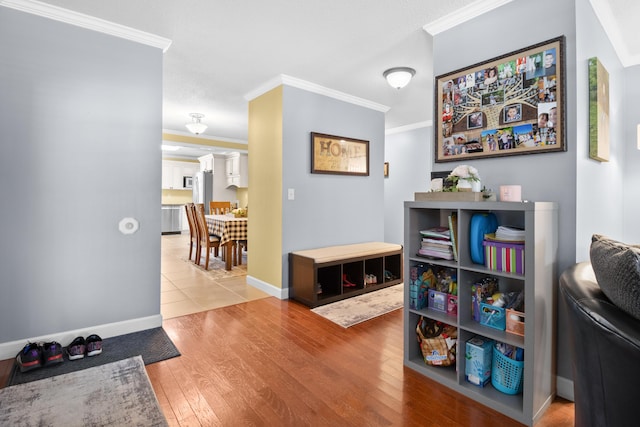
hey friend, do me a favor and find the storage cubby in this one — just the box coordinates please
[290,242,403,307]
[403,201,557,426]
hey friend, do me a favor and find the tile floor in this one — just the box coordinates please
[160,233,269,319]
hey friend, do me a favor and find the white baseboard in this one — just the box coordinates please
[556,375,574,401]
[246,275,288,299]
[0,314,162,360]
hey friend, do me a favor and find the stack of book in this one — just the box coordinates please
[419,226,454,260]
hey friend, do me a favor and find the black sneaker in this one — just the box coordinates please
[16,343,42,372]
[67,336,86,361]
[86,334,103,357]
[42,341,64,366]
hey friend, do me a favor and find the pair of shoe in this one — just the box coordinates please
[67,334,103,360]
[16,341,64,373]
[365,274,378,285]
[343,274,357,288]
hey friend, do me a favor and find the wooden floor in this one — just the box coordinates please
[0,297,574,426]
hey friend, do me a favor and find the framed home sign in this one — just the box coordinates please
[311,132,369,176]
[435,36,565,162]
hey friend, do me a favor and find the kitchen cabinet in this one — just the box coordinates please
[161,205,182,234]
[403,200,557,426]
[162,160,197,190]
[225,152,248,187]
[198,154,215,172]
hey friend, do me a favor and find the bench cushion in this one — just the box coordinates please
[291,242,402,264]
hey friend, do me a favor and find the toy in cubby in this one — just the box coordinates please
[410,263,436,309]
[410,263,457,312]
[472,277,525,332]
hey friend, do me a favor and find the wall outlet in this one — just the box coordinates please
[287,188,295,200]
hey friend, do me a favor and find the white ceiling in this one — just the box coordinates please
[26,0,640,159]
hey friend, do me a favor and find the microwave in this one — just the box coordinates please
[183,176,193,189]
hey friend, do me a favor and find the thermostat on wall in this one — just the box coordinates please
[119,217,139,235]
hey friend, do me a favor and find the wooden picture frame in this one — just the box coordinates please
[310,132,369,176]
[588,57,610,162]
[435,36,566,162]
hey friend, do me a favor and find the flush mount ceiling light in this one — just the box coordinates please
[185,113,207,135]
[161,144,180,151]
[383,67,416,89]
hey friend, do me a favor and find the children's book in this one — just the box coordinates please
[448,213,458,261]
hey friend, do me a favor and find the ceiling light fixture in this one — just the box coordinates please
[383,67,416,89]
[185,113,207,135]
[161,144,180,151]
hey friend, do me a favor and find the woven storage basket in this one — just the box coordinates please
[416,317,457,367]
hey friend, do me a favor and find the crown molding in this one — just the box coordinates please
[162,130,248,146]
[589,0,638,67]
[423,0,513,35]
[244,74,390,113]
[0,0,172,52]
[385,120,432,136]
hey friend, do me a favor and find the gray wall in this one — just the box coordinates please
[0,9,162,344]
[281,86,386,286]
[384,126,432,245]
[622,66,640,240]
[431,0,578,391]
[575,0,625,262]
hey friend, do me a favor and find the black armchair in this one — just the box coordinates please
[559,262,640,427]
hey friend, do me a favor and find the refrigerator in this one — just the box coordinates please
[193,171,214,208]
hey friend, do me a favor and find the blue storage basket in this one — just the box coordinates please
[491,346,524,395]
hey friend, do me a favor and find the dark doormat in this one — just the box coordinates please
[7,327,180,386]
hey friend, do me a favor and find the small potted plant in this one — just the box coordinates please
[447,165,481,192]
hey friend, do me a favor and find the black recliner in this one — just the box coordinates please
[559,262,640,427]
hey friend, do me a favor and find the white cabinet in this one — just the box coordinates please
[198,154,215,172]
[403,201,557,426]
[225,152,248,188]
[162,160,198,190]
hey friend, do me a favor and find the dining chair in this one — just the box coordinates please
[209,201,232,215]
[235,240,247,266]
[194,203,220,270]
[184,203,198,262]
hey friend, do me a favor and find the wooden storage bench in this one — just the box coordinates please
[289,242,403,308]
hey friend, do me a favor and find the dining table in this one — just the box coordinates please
[205,214,248,270]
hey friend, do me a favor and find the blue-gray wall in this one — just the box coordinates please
[281,86,386,287]
[622,65,640,240]
[384,126,431,245]
[431,0,577,392]
[0,8,162,349]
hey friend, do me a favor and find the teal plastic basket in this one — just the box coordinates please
[491,346,524,395]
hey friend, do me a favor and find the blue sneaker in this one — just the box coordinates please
[42,341,64,366]
[16,343,42,372]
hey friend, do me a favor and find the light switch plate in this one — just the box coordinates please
[287,188,295,200]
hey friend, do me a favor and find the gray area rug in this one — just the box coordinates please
[0,355,168,426]
[311,284,404,328]
[8,327,180,386]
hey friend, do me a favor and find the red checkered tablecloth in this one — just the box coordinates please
[205,215,248,246]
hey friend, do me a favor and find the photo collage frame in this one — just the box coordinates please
[435,36,565,162]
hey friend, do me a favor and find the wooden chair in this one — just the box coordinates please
[184,203,198,261]
[209,201,232,215]
[194,203,220,270]
[235,240,247,266]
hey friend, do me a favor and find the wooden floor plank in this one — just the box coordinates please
[0,296,574,426]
